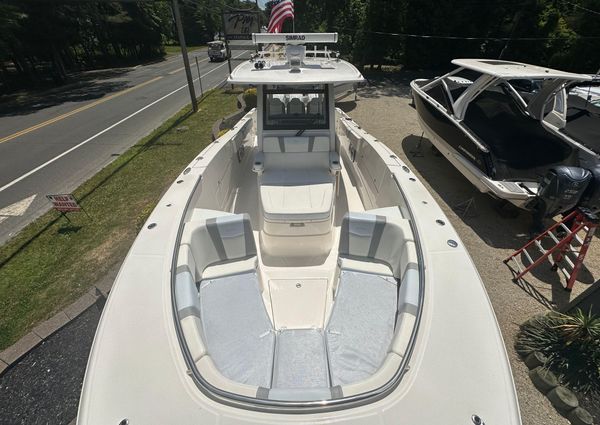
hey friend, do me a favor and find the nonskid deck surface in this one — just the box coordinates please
[173,128,421,401]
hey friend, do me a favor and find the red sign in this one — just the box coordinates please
[46,194,81,212]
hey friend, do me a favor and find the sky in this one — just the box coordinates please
[242,0,268,10]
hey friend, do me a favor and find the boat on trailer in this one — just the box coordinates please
[78,34,521,424]
[411,59,600,216]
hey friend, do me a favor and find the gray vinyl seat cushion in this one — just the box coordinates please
[339,211,413,278]
[175,270,201,320]
[326,270,398,386]
[199,271,275,388]
[288,97,306,114]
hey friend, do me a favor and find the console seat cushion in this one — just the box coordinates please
[199,271,275,388]
[260,169,334,222]
[326,270,397,386]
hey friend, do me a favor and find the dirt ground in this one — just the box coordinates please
[344,72,600,425]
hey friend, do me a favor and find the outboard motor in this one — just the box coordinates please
[578,162,600,214]
[531,166,592,233]
[536,166,592,217]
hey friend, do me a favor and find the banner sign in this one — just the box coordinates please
[223,11,259,41]
[46,194,82,212]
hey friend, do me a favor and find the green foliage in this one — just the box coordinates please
[1,0,599,92]
[243,88,257,110]
[0,0,253,93]
[0,1,173,91]
[289,0,599,72]
[163,45,205,56]
[217,128,230,138]
[516,310,600,394]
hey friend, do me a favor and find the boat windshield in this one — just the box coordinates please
[263,84,328,130]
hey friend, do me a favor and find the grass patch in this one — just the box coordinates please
[0,89,239,350]
[163,44,206,56]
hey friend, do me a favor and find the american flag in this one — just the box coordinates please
[267,0,294,33]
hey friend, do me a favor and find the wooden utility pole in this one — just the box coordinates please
[172,0,198,112]
[221,12,233,76]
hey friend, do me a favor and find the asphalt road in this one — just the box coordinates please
[0,46,251,245]
[0,303,102,425]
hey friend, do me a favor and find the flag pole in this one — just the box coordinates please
[292,0,295,32]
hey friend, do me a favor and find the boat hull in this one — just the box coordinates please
[77,109,522,425]
[411,81,536,209]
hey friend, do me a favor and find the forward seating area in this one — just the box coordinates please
[174,209,420,401]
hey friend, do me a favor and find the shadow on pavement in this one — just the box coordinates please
[337,100,357,113]
[400,133,532,250]
[0,68,131,118]
[507,255,573,311]
[360,70,439,100]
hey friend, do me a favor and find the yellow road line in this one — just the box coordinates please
[0,75,163,144]
[167,66,185,75]
[167,55,209,74]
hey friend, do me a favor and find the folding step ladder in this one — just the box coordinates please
[504,208,599,292]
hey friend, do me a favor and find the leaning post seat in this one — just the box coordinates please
[175,213,275,392]
[255,135,340,258]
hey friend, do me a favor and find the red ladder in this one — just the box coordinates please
[504,209,599,292]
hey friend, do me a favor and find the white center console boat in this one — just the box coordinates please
[77,34,522,425]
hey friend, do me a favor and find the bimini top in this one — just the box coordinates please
[228,33,365,85]
[452,59,593,81]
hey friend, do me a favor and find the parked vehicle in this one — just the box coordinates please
[208,40,229,62]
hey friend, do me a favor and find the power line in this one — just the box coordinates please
[334,27,600,41]
[571,2,600,16]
